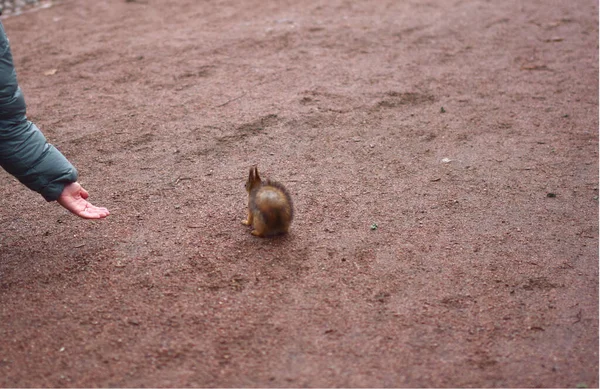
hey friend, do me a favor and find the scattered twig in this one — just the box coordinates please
[215,92,247,108]
[521,64,550,71]
[174,176,192,185]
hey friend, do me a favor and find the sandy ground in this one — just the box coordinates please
[0,0,598,387]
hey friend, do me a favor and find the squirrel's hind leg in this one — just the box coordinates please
[251,229,265,237]
[241,209,253,226]
[250,214,268,237]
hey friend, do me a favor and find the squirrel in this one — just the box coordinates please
[242,166,293,237]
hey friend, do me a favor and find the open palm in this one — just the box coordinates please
[57,182,110,219]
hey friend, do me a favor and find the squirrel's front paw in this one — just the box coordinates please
[241,219,250,226]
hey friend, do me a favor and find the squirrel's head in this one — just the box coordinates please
[245,165,262,193]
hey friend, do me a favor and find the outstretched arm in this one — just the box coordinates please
[0,22,77,201]
[0,22,109,219]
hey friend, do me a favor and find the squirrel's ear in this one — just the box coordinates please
[254,166,260,181]
[248,167,254,181]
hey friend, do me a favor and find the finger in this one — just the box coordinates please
[87,204,110,218]
[80,209,109,219]
[79,186,90,200]
[93,208,110,217]
[75,202,110,219]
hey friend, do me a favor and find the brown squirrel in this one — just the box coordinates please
[242,166,293,237]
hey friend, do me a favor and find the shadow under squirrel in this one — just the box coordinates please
[242,166,293,237]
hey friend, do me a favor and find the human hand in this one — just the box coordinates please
[57,182,110,219]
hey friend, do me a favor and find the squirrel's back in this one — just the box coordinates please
[250,180,293,236]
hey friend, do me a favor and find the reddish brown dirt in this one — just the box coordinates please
[0,0,598,387]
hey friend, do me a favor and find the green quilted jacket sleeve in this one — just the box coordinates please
[0,22,77,201]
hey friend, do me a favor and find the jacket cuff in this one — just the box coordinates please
[40,167,78,201]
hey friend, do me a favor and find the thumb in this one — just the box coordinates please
[79,186,90,199]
